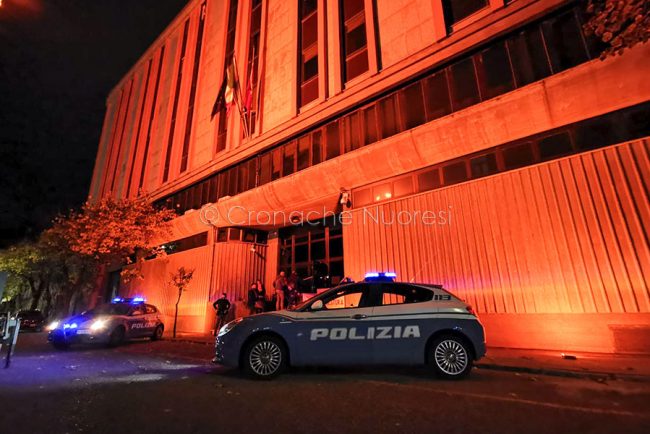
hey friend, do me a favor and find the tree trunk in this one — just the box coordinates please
[173,290,182,338]
[29,278,45,311]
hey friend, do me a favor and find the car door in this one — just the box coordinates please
[369,283,435,364]
[126,305,147,337]
[291,283,374,365]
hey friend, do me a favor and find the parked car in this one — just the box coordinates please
[47,297,164,349]
[214,272,485,379]
[18,310,46,332]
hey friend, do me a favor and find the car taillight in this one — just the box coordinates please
[466,305,476,316]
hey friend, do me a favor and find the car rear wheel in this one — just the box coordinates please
[108,326,125,347]
[428,335,473,379]
[243,336,286,380]
[151,325,164,341]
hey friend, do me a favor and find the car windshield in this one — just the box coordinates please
[288,283,354,311]
[88,304,131,316]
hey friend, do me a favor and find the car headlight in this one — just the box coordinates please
[46,321,59,331]
[90,319,108,331]
[218,317,244,337]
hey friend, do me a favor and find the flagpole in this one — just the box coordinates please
[231,54,250,139]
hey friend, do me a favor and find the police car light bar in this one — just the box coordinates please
[364,272,397,281]
[112,297,123,303]
[131,297,145,303]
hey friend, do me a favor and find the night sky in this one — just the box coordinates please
[0,0,189,247]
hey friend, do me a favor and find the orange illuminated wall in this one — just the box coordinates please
[344,139,650,353]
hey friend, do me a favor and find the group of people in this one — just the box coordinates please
[212,271,307,335]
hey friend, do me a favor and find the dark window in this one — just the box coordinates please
[330,236,344,258]
[363,105,379,145]
[448,57,480,111]
[216,0,239,152]
[245,0,263,134]
[312,130,323,165]
[163,19,190,182]
[127,59,153,197]
[217,229,228,242]
[573,118,621,151]
[181,2,207,173]
[502,142,535,170]
[442,0,488,28]
[297,135,310,171]
[340,0,369,83]
[619,104,650,139]
[325,121,341,160]
[475,42,515,100]
[242,229,256,243]
[442,161,469,185]
[378,95,400,138]
[343,112,362,152]
[283,141,297,176]
[138,46,166,192]
[542,10,589,73]
[423,70,452,121]
[538,132,573,160]
[295,243,309,263]
[229,228,241,241]
[398,82,427,130]
[162,232,208,255]
[259,153,271,185]
[470,153,498,178]
[271,147,282,180]
[299,0,319,107]
[380,283,433,305]
[507,27,551,87]
[311,240,326,260]
[418,168,441,191]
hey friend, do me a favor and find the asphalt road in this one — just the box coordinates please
[1,333,648,434]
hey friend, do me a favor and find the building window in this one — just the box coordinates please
[181,3,207,173]
[163,19,190,183]
[423,70,452,122]
[507,27,551,87]
[216,0,239,152]
[340,0,369,84]
[542,9,589,74]
[126,59,153,197]
[448,57,480,111]
[398,82,427,130]
[502,142,535,170]
[442,0,488,28]
[325,121,341,160]
[475,41,515,100]
[299,0,319,107]
[245,0,263,134]
[138,46,166,193]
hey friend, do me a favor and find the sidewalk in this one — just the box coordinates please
[476,347,650,381]
[167,332,650,381]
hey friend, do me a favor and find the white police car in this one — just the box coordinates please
[47,297,164,349]
[215,273,486,379]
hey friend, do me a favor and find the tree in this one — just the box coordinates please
[47,197,176,280]
[584,0,650,59]
[170,267,194,338]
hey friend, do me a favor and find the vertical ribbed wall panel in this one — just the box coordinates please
[213,243,267,303]
[125,245,213,333]
[343,139,650,314]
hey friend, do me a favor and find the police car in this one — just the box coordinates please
[47,297,164,349]
[215,273,486,379]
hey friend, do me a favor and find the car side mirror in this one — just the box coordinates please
[311,300,324,311]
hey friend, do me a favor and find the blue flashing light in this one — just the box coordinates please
[364,272,380,278]
[131,297,145,304]
[363,271,397,282]
[112,297,123,303]
[384,272,397,278]
[63,323,78,329]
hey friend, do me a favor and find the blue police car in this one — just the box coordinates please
[47,297,164,349]
[214,273,486,379]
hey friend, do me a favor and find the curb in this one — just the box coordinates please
[475,362,650,383]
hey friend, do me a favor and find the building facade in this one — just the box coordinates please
[89,0,650,353]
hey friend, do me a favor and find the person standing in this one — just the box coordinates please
[212,293,231,336]
[247,282,258,315]
[254,280,266,313]
[274,271,287,311]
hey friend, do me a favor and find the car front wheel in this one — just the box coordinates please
[242,336,286,380]
[428,335,473,379]
[108,326,125,347]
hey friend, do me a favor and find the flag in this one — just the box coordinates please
[210,62,237,119]
[243,50,255,114]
